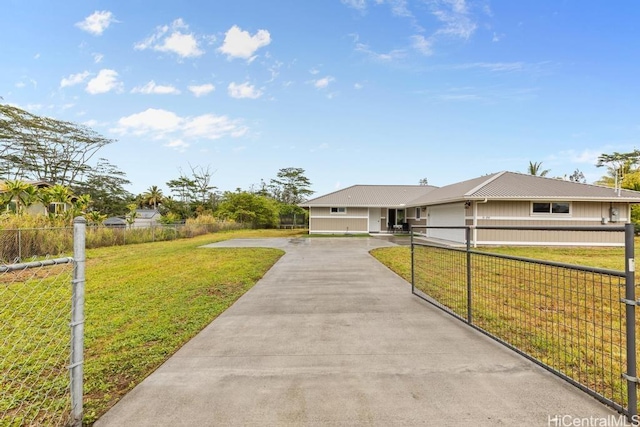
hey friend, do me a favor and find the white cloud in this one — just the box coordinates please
[60,71,91,88]
[354,83,363,90]
[560,149,602,164]
[411,35,433,56]
[131,81,180,95]
[341,0,366,10]
[135,19,204,58]
[112,108,248,145]
[314,76,334,89]
[183,114,248,139]
[93,53,104,63]
[113,108,183,136]
[34,53,40,59]
[83,119,99,127]
[76,11,117,36]
[188,83,215,97]
[165,139,190,152]
[355,42,405,62]
[228,82,263,99]
[86,69,122,94]
[15,82,26,88]
[218,25,271,60]
[431,0,477,40]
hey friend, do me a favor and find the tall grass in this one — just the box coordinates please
[0,214,245,262]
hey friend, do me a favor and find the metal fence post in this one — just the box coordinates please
[18,229,22,261]
[410,228,415,294]
[624,223,637,420]
[466,226,472,324]
[70,217,86,426]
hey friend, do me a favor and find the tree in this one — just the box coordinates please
[527,161,550,177]
[142,185,164,210]
[568,169,586,183]
[0,104,115,186]
[189,164,217,205]
[269,167,314,205]
[418,178,429,185]
[215,191,279,228]
[125,203,138,228]
[596,150,640,193]
[72,158,133,216]
[1,180,33,214]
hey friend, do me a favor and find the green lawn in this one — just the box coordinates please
[1,228,305,426]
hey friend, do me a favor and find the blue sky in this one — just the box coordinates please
[2,1,639,198]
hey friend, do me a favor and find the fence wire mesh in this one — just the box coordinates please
[412,240,630,415]
[0,258,74,427]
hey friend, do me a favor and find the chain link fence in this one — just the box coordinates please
[0,221,242,263]
[410,224,637,422]
[1,218,85,427]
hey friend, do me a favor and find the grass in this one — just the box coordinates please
[371,241,638,412]
[1,228,305,426]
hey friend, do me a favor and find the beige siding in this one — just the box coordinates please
[310,207,368,217]
[309,206,368,233]
[469,200,629,246]
[309,217,368,234]
[474,201,630,223]
[475,229,623,246]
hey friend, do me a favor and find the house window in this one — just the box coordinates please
[48,203,67,215]
[532,202,570,214]
[330,207,346,214]
[415,208,421,220]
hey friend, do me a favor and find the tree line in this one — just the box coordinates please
[0,104,313,228]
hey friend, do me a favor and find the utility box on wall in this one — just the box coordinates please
[610,207,620,223]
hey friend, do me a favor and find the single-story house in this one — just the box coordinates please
[301,171,640,246]
[0,180,68,216]
[300,184,437,234]
[133,209,161,228]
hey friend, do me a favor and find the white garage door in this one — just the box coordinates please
[427,203,466,243]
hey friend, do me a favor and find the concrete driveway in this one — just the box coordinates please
[95,237,619,426]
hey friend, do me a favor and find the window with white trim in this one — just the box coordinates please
[531,202,570,214]
[330,207,346,214]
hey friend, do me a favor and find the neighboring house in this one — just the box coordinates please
[103,217,127,228]
[301,171,640,246]
[0,180,60,216]
[133,209,161,228]
[300,185,436,234]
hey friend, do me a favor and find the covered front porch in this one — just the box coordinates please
[368,206,425,234]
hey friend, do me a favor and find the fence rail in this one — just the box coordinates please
[410,224,637,421]
[1,217,86,426]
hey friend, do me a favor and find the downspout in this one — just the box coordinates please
[473,198,488,248]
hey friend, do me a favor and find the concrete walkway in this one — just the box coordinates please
[95,237,619,427]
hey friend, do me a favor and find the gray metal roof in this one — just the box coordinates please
[407,171,640,206]
[302,172,640,209]
[300,185,437,208]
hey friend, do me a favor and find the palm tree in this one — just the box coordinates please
[142,186,164,210]
[2,180,33,214]
[46,184,74,216]
[527,161,550,177]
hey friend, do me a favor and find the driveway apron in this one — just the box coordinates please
[95,237,618,426]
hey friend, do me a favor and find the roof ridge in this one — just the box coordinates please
[464,171,505,197]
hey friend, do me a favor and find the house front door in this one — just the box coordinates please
[368,208,381,233]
